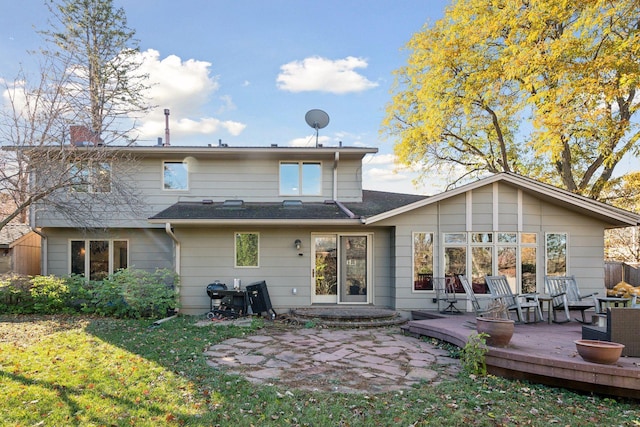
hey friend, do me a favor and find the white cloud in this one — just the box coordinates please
[276,56,378,94]
[134,49,246,142]
[137,116,245,140]
[288,135,331,147]
[361,153,444,195]
[216,95,236,114]
[363,153,401,166]
[139,49,219,114]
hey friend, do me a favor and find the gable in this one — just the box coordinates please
[365,173,640,228]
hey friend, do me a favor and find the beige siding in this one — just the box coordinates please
[36,155,365,228]
[43,228,173,277]
[471,187,493,231]
[386,182,610,313]
[539,200,606,289]
[176,226,391,315]
[438,194,466,232]
[496,182,519,229]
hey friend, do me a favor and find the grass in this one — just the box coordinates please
[0,315,638,426]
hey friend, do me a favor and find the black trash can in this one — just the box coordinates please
[246,280,276,319]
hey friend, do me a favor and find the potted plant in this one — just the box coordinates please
[574,339,625,364]
[475,299,515,347]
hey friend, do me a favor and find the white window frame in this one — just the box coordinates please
[279,161,322,196]
[412,232,435,293]
[68,239,129,279]
[545,232,569,277]
[234,232,260,268]
[436,232,541,294]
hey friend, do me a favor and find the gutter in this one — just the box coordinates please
[149,218,362,226]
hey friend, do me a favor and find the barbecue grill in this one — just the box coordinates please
[206,281,249,319]
[206,281,227,310]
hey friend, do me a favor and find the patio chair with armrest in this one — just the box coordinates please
[459,275,492,317]
[544,275,598,324]
[485,275,543,323]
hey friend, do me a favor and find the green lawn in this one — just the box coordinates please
[0,315,637,426]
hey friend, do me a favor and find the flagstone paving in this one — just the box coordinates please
[204,327,460,394]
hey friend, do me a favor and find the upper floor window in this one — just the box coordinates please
[70,161,111,193]
[279,161,321,196]
[163,161,188,190]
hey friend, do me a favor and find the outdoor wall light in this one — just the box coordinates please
[294,239,302,250]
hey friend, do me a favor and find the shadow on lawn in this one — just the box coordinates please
[0,315,254,426]
[0,369,175,426]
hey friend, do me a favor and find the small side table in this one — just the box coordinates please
[596,296,630,314]
[537,295,554,324]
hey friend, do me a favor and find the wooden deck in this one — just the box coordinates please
[404,311,640,399]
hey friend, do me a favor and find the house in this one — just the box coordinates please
[0,224,41,275]
[33,144,640,316]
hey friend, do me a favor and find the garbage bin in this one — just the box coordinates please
[246,280,276,319]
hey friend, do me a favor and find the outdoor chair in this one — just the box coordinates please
[459,275,492,317]
[434,277,461,314]
[485,275,543,323]
[544,275,598,324]
[582,307,640,357]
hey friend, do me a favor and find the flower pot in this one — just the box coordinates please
[574,339,625,364]
[476,317,515,347]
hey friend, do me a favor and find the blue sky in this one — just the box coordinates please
[0,0,453,195]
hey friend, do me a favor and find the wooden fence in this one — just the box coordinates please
[604,262,640,288]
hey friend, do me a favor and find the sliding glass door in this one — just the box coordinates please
[312,234,370,304]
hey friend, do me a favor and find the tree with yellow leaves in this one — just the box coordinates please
[384,0,640,198]
[602,172,640,262]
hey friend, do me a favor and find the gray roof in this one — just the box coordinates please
[149,190,428,223]
[0,224,33,248]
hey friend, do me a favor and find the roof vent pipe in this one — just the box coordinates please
[164,109,170,146]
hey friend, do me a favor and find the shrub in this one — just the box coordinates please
[64,274,98,313]
[0,274,34,313]
[30,275,70,314]
[92,268,179,318]
[460,332,488,376]
[0,268,179,318]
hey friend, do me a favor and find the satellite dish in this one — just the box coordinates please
[305,109,330,147]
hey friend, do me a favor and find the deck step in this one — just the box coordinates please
[288,307,406,328]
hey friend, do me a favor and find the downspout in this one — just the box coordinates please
[333,151,339,201]
[165,223,181,313]
[333,151,366,223]
[165,223,181,275]
[335,200,358,219]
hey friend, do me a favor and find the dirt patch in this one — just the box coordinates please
[0,315,90,346]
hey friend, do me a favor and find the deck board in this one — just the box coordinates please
[405,312,640,399]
